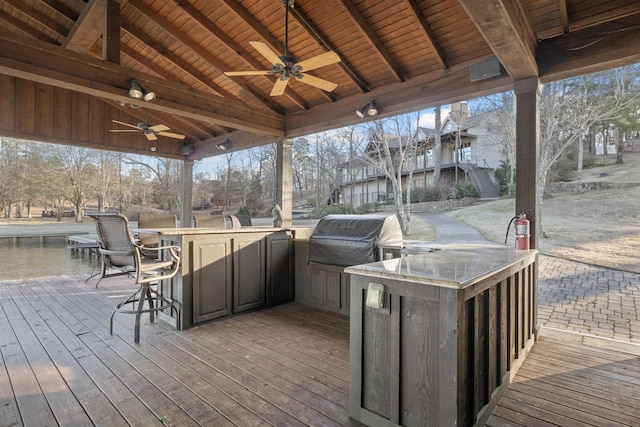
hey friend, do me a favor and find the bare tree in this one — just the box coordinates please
[361,112,422,234]
[432,106,443,187]
[479,92,517,196]
[45,145,97,222]
[124,156,182,212]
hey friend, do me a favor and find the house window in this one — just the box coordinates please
[426,148,433,166]
[456,143,471,162]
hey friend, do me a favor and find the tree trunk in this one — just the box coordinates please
[432,106,442,186]
[577,137,584,193]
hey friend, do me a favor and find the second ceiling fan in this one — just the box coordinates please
[110,109,185,141]
[225,0,341,96]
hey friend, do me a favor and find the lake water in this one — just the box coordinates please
[0,241,101,281]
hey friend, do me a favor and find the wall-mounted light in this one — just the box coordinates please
[216,139,230,150]
[129,79,156,102]
[356,100,378,118]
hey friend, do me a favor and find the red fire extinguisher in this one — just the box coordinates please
[514,213,530,250]
[504,211,531,250]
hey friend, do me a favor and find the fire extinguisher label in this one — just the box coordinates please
[516,225,529,234]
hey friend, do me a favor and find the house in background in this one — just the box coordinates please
[335,103,510,208]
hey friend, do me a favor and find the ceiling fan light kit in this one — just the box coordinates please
[224,0,340,96]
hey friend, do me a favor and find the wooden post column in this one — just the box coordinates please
[514,78,541,250]
[181,159,194,227]
[275,138,293,227]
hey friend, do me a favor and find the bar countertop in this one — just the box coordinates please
[136,226,312,236]
[345,245,537,289]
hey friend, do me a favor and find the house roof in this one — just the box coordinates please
[0,0,639,159]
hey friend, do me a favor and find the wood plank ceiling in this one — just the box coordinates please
[0,0,639,159]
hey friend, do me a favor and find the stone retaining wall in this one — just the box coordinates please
[378,198,477,213]
[547,181,640,193]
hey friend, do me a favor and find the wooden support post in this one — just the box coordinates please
[181,159,194,227]
[276,138,293,227]
[514,78,541,250]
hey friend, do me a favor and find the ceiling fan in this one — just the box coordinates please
[224,0,341,96]
[109,110,185,141]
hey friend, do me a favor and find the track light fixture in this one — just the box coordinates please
[355,100,378,118]
[216,139,230,151]
[128,80,156,102]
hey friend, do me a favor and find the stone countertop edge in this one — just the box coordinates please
[345,246,537,290]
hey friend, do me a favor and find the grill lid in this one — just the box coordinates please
[309,214,402,266]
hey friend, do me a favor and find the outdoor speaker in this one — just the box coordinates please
[181,144,195,156]
[469,57,502,82]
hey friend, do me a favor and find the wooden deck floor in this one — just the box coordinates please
[486,335,640,426]
[1,274,640,426]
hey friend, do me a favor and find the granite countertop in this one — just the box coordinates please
[345,246,537,289]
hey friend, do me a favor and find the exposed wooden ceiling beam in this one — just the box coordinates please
[126,0,282,114]
[284,64,514,138]
[189,131,276,160]
[289,5,370,92]
[0,31,285,136]
[216,0,284,56]
[558,0,569,33]
[568,4,640,32]
[4,0,69,36]
[401,0,449,69]
[458,0,538,80]
[337,0,405,82]
[537,19,640,82]
[103,0,120,63]
[62,0,104,53]
[0,9,59,44]
[120,21,232,100]
[36,0,79,22]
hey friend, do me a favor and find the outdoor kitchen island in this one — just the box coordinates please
[146,226,312,330]
[346,246,538,427]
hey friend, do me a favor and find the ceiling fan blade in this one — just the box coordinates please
[109,129,139,133]
[149,124,170,132]
[145,132,158,141]
[270,78,289,96]
[112,120,141,130]
[296,73,338,92]
[296,51,341,72]
[225,70,271,76]
[157,131,186,140]
[249,41,284,66]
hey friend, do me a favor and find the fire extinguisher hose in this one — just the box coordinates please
[504,210,531,245]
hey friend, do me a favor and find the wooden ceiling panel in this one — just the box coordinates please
[0,0,637,158]
[524,0,565,39]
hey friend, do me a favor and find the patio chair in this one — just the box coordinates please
[90,213,181,343]
[225,214,242,228]
[137,213,177,258]
[193,214,226,228]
